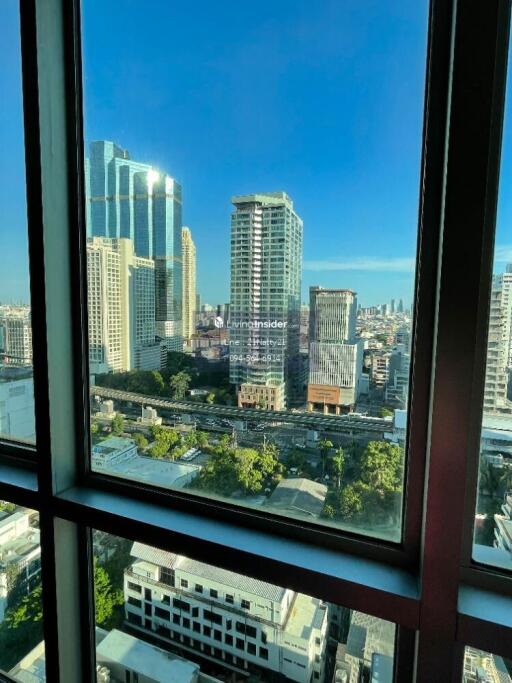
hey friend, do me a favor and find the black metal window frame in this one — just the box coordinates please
[0,0,511,681]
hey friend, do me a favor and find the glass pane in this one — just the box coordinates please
[0,1,35,445]
[473,43,512,570]
[463,646,512,682]
[82,1,429,541]
[92,529,395,682]
[0,501,45,681]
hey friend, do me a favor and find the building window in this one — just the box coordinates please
[181,579,188,589]
[183,617,190,629]
[173,614,180,625]
[127,582,142,593]
[248,642,256,655]
[193,622,200,633]
[195,584,203,594]
[259,648,269,660]
[236,638,245,651]
[225,634,233,646]
[203,626,211,637]
[225,594,234,604]
[210,588,218,599]
[241,599,250,610]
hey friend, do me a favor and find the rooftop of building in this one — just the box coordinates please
[231,191,293,209]
[482,414,512,432]
[92,436,137,455]
[309,286,357,295]
[93,450,201,489]
[266,478,327,518]
[284,593,327,640]
[130,542,287,602]
[97,629,200,683]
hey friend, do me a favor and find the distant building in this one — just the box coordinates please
[182,227,197,341]
[229,192,303,411]
[463,646,512,682]
[483,266,512,415]
[0,508,41,620]
[334,611,395,683]
[307,288,363,414]
[86,140,183,351]
[1,311,32,365]
[87,237,162,374]
[124,543,328,683]
[266,478,328,518]
[92,436,200,488]
[0,367,35,441]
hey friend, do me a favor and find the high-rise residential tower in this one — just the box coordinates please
[307,288,363,414]
[229,192,303,411]
[1,311,32,366]
[181,227,196,341]
[87,238,160,375]
[86,141,183,351]
[483,265,512,415]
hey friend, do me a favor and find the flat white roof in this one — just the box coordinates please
[97,629,199,682]
[96,454,200,488]
[284,593,326,640]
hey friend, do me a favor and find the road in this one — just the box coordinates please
[91,385,392,437]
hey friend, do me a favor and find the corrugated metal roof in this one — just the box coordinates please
[131,542,287,602]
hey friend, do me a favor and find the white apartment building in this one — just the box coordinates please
[0,310,32,366]
[0,508,41,620]
[483,266,512,415]
[124,543,328,683]
[182,227,197,341]
[229,192,303,411]
[87,237,161,374]
[0,368,35,441]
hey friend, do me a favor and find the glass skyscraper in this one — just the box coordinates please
[85,141,183,351]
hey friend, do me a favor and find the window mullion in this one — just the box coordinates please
[416,0,511,679]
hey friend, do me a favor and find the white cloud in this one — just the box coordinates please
[494,244,512,262]
[303,257,415,272]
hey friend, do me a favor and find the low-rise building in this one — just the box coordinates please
[0,508,41,620]
[266,478,328,519]
[92,437,200,488]
[124,543,328,683]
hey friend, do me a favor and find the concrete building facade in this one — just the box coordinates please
[229,192,303,410]
[307,288,362,414]
[182,227,197,342]
[87,237,161,374]
[124,543,327,683]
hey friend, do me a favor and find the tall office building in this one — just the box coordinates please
[483,265,512,415]
[1,312,32,366]
[390,298,396,314]
[87,238,161,375]
[181,227,196,341]
[307,288,363,414]
[229,192,303,411]
[86,141,183,351]
[397,298,404,314]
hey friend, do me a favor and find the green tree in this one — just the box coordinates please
[318,438,333,477]
[132,432,148,450]
[358,441,404,521]
[169,371,191,399]
[206,392,215,404]
[378,406,394,418]
[196,431,209,449]
[94,561,123,628]
[0,501,16,514]
[90,421,99,435]
[0,583,44,671]
[111,413,124,436]
[148,440,170,458]
[330,447,345,490]
[478,459,503,498]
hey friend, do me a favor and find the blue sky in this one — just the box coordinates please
[4,0,511,308]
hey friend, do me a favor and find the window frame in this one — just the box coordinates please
[0,0,511,681]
